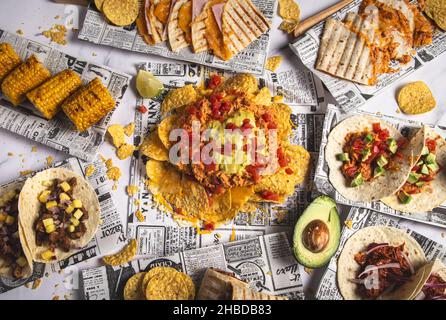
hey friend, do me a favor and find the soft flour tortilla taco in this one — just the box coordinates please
[337,226,426,300]
[0,182,33,280]
[382,126,446,213]
[325,115,422,202]
[18,168,100,263]
[383,259,446,300]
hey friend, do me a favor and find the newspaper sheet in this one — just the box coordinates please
[0,157,126,294]
[314,104,446,228]
[289,0,446,113]
[78,0,277,75]
[80,232,304,300]
[0,29,131,161]
[315,206,446,300]
[125,58,326,258]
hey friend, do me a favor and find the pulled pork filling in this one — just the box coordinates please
[397,138,441,204]
[353,243,413,299]
[0,191,28,279]
[34,178,88,259]
[338,123,405,187]
[420,274,446,300]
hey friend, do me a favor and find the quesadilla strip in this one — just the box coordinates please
[191,0,211,53]
[148,0,173,44]
[168,0,192,52]
[136,0,156,45]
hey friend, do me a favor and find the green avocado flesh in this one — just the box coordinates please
[293,195,341,268]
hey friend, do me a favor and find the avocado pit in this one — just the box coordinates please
[302,219,330,253]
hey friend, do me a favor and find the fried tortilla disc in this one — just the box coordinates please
[95,0,106,12]
[254,144,311,200]
[102,0,139,27]
[124,272,146,300]
[144,267,191,300]
[177,272,196,299]
[140,130,170,161]
[142,267,166,293]
[265,56,283,72]
[397,81,436,114]
[279,20,298,34]
[158,114,180,149]
[102,239,137,266]
[249,87,272,106]
[161,85,198,115]
[278,0,301,21]
[215,74,259,94]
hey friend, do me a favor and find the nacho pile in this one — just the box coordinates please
[142,73,310,230]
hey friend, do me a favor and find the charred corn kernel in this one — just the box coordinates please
[67,225,75,233]
[5,215,15,225]
[1,55,51,106]
[42,218,54,227]
[45,224,56,234]
[73,199,82,208]
[0,43,21,82]
[16,256,28,268]
[65,204,75,214]
[59,192,70,202]
[0,212,6,222]
[73,209,83,220]
[39,190,51,203]
[70,217,80,227]
[41,180,53,187]
[46,201,58,209]
[62,78,116,132]
[41,250,54,261]
[26,69,82,119]
[60,181,71,192]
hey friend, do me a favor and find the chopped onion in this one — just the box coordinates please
[400,251,414,274]
[431,295,446,300]
[366,243,389,255]
[414,291,426,300]
[358,263,401,278]
[349,278,365,284]
[423,282,446,289]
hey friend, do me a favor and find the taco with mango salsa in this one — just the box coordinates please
[325,115,423,203]
[18,168,101,263]
[382,126,446,213]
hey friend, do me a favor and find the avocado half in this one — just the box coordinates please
[293,195,341,268]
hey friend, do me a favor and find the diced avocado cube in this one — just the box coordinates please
[387,138,398,154]
[46,201,58,209]
[60,181,71,192]
[72,199,82,209]
[73,209,84,220]
[67,225,75,233]
[364,134,373,143]
[351,173,363,187]
[41,250,54,261]
[407,173,421,184]
[427,162,440,172]
[421,164,429,175]
[398,191,413,204]
[42,218,54,227]
[59,193,70,203]
[373,166,386,178]
[5,215,15,226]
[421,146,429,156]
[65,204,75,214]
[336,153,350,162]
[16,256,28,268]
[376,155,388,168]
[425,153,436,164]
[361,149,371,162]
[415,181,425,188]
[38,190,51,203]
[45,224,56,234]
[70,217,80,227]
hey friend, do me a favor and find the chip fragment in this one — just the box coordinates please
[103,239,137,266]
[161,85,198,115]
[117,143,136,160]
[124,272,146,300]
[278,0,301,21]
[102,0,139,27]
[397,81,436,115]
[265,56,283,72]
[107,124,126,148]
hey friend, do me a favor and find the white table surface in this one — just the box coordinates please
[0,0,445,300]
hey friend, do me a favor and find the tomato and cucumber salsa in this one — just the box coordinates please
[397,138,441,204]
[336,123,406,187]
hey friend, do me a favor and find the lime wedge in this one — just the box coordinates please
[136,70,164,99]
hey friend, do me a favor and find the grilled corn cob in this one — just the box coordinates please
[26,69,82,119]
[62,77,116,131]
[0,43,21,82]
[1,55,51,106]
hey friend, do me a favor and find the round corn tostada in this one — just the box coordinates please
[18,168,101,263]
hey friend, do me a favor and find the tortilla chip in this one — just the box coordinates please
[124,272,146,300]
[215,73,258,94]
[424,0,446,30]
[107,124,126,148]
[265,56,283,72]
[145,267,192,300]
[102,0,139,27]
[279,20,298,34]
[278,0,300,21]
[140,130,170,161]
[161,85,197,115]
[250,87,272,106]
[397,81,436,115]
[117,143,136,160]
[103,239,137,266]
[265,103,292,141]
[158,114,180,149]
